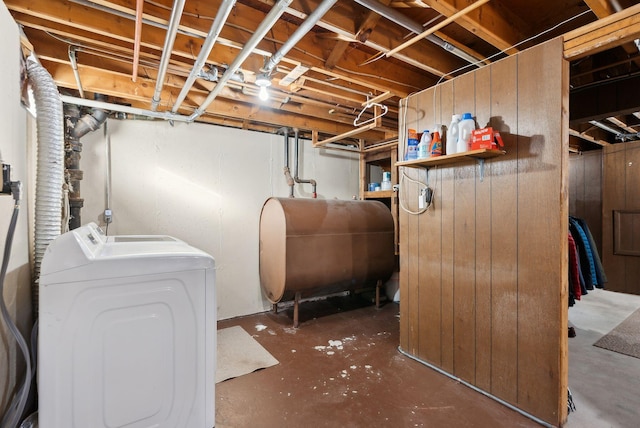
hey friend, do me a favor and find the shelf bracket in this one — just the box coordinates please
[477,158,485,182]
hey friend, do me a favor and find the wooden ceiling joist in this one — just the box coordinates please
[563,2,640,59]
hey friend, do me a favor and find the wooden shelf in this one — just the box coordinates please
[395,149,506,168]
[364,190,393,199]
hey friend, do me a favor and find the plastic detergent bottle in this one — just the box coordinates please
[446,114,461,155]
[430,131,442,156]
[406,129,419,160]
[456,113,475,154]
[417,130,431,159]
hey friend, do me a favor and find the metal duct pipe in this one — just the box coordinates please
[171,0,237,113]
[292,128,317,198]
[189,0,293,121]
[68,46,85,98]
[589,120,623,138]
[151,0,187,111]
[263,0,337,74]
[352,0,481,65]
[70,93,109,139]
[60,94,192,122]
[65,94,109,230]
[26,57,65,314]
[277,127,295,197]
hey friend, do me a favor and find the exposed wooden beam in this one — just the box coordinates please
[326,0,392,69]
[420,0,525,52]
[583,0,618,19]
[607,116,637,133]
[41,59,388,140]
[386,0,491,57]
[563,2,640,59]
[568,128,610,146]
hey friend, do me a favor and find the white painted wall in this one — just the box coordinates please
[0,1,32,417]
[81,120,360,319]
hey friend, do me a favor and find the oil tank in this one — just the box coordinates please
[259,197,394,304]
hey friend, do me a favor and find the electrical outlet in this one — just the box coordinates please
[419,187,433,210]
[2,164,11,194]
[104,209,113,224]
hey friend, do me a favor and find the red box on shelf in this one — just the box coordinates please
[471,127,504,150]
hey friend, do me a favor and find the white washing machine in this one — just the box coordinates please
[38,223,216,428]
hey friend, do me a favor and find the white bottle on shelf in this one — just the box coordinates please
[417,130,431,159]
[456,113,475,154]
[446,114,461,155]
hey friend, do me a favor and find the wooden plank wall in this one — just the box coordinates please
[398,38,568,426]
[602,140,640,294]
[569,151,603,252]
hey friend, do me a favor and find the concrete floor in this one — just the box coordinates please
[565,289,640,428]
[216,296,538,428]
[216,290,640,427]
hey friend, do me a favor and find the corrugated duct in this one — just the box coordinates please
[26,58,65,313]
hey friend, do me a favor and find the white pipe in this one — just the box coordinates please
[151,0,187,111]
[26,57,65,314]
[263,0,337,73]
[189,0,294,121]
[68,46,85,98]
[61,95,192,122]
[171,0,237,113]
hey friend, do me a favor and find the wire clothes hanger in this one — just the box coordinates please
[353,96,388,127]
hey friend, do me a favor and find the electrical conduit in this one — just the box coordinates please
[293,128,317,198]
[277,127,295,197]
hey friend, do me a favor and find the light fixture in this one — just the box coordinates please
[255,72,271,101]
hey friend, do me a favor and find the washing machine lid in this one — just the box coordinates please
[40,223,215,283]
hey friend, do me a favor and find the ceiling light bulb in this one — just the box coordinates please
[258,85,269,101]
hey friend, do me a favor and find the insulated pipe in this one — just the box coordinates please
[352,0,481,65]
[171,0,237,113]
[189,0,293,121]
[68,46,85,98]
[263,0,338,74]
[293,128,317,198]
[151,0,186,111]
[277,127,295,197]
[26,57,65,314]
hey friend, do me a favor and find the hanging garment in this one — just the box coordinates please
[574,217,607,288]
[568,233,581,303]
[569,218,597,289]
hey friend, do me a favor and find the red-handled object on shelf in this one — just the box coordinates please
[471,127,505,150]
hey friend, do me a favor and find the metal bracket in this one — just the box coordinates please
[477,158,485,182]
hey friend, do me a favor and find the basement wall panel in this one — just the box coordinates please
[603,140,640,294]
[398,38,568,426]
[80,120,359,320]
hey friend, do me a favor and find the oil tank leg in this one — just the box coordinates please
[293,292,301,328]
[272,303,278,314]
[375,279,382,309]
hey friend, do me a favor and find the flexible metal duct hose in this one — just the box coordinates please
[26,58,64,314]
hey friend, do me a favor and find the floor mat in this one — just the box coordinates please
[217,325,279,383]
[593,307,640,359]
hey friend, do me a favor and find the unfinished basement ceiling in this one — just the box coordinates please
[6,0,640,149]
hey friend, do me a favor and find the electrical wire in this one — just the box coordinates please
[0,182,32,428]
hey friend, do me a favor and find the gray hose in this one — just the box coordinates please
[0,194,31,428]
